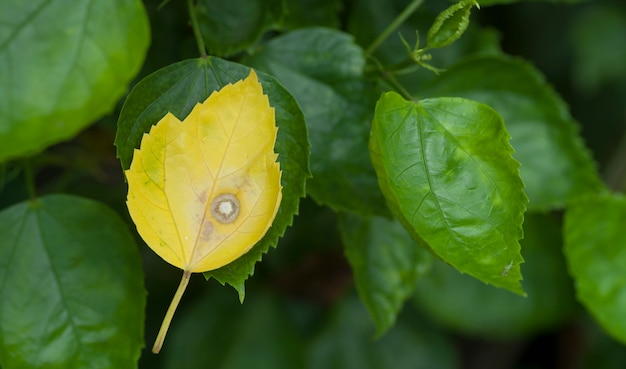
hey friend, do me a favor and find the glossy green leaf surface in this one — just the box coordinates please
[116,57,309,299]
[0,0,149,162]
[426,0,478,49]
[414,213,575,338]
[162,292,304,368]
[339,213,433,335]
[564,193,626,344]
[0,195,145,369]
[422,55,602,210]
[370,94,527,294]
[195,0,284,56]
[244,27,388,216]
[309,296,458,369]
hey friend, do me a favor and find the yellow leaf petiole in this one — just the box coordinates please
[152,270,192,354]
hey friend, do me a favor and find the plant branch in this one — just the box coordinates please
[366,0,425,56]
[186,0,207,57]
[152,270,192,354]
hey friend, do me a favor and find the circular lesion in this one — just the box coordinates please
[210,193,240,224]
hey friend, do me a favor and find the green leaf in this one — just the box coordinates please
[282,0,342,29]
[570,5,626,92]
[426,0,478,49]
[115,57,309,299]
[162,291,305,368]
[339,213,433,335]
[195,0,285,56]
[244,27,389,216]
[564,193,626,345]
[309,295,458,369]
[0,0,149,163]
[0,195,145,369]
[414,213,576,339]
[369,94,527,294]
[421,55,603,210]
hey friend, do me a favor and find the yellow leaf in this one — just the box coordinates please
[125,69,282,353]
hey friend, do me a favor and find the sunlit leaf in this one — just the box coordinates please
[125,70,283,353]
[422,55,603,210]
[369,94,527,294]
[126,70,281,273]
[115,57,309,298]
[0,0,149,162]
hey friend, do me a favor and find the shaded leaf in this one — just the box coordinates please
[0,195,145,369]
[244,27,389,216]
[282,0,342,29]
[126,70,281,273]
[309,295,458,369]
[369,94,527,294]
[0,0,149,162]
[422,55,603,210]
[116,57,309,298]
[195,0,285,56]
[564,193,626,345]
[339,213,433,335]
[162,291,305,368]
[414,213,575,339]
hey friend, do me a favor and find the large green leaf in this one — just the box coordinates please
[564,193,626,344]
[0,195,145,369]
[414,213,575,339]
[370,94,527,294]
[309,295,458,369]
[0,0,149,162]
[244,27,388,216]
[421,55,603,210]
[162,291,305,368]
[339,213,432,335]
[195,0,284,56]
[115,57,310,299]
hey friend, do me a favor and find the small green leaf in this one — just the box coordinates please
[426,0,479,49]
[309,295,458,369]
[414,213,576,339]
[244,27,389,216]
[370,94,527,294]
[115,57,309,299]
[339,213,433,335]
[195,0,285,56]
[564,193,626,345]
[422,55,603,210]
[0,195,145,369]
[162,292,305,368]
[0,0,149,162]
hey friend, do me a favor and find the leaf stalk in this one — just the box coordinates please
[186,0,207,57]
[152,270,192,354]
[366,0,425,56]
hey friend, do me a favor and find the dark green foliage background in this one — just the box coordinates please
[1,0,626,368]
